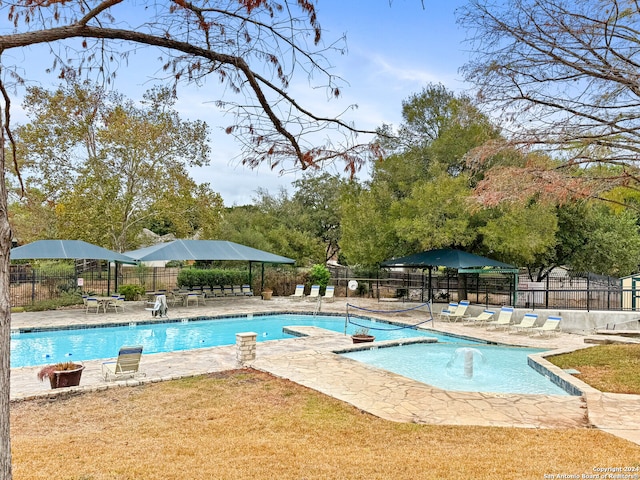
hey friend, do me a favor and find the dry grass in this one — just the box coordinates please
[10,369,640,480]
[549,344,640,394]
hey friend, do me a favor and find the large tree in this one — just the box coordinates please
[341,85,500,266]
[0,1,377,477]
[13,82,223,250]
[459,0,640,210]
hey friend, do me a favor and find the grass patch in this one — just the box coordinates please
[548,344,640,394]
[10,369,640,480]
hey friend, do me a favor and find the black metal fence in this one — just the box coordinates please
[330,269,630,312]
[9,263,637,312]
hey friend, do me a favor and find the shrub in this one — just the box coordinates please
[22,293,84,312]
[309,264,331,292]
[177,268,249,288]
[118,284,147,301]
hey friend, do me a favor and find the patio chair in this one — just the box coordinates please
[509,313,539,334]
[241,284,254,296]
[105,295,125,313]
[85,297,103,314]
[463,309,495,326]
[322,285,335,302]
[145,294,168,317]
[529,316,562,337]
[438,302,458,321]
[485,306,515,330]
[307,285,321,300]
[290,284,305,299]
[101,345,146,381]
[185,292,201,306]
[166,291,181,306]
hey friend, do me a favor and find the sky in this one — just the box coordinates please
[4,0,471,206]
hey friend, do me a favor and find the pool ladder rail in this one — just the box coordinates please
[313,296,322,316]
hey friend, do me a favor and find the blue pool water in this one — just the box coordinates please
[342,343,568,395]
[11,314,463,368]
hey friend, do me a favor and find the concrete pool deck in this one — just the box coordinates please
[9,296,640,446]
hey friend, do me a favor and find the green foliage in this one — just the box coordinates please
[118,284,147,301]
[568,207,640,277]
[13,81,223,250]
[215,188,326,266]
[177,268,249,288]
[391,172,475,250]
[308,264,330,290]
[133,264,151,287]
[22,293,83,312]
[480,203,558,267]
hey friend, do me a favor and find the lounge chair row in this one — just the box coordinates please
[464,307,561,337]
[438,302,561,337]
[179,284,253,298]
[290,284,335,302]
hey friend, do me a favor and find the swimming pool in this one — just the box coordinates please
[10,314,467,368]
[342,343,569,395]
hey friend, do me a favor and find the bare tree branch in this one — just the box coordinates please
[459,0,640,208]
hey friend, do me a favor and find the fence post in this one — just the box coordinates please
[31,268,36,304]
[545,275,549,309]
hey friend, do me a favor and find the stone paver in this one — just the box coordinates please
[9,297,640,445]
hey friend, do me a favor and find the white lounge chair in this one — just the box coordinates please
[322,286,335,302]
[463,309,495,326]
[290,284,305,299]
[485,306,514,330]
[509,313,538,334]
[210,286,225,297]
[307,285,320,300]
[530,316,562,337]
[438,302,458,321]
[446,300,470,322]
[102,345,145,381]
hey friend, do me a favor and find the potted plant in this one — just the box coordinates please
[37,361,85,389]
[351,327,375,344]
[261,287,273,300]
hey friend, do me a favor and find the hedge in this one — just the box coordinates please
[177,268,250,289]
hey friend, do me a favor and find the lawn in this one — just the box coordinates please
[10,369,640,480]
[548,344,640,394]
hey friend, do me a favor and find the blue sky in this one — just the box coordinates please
[5,1,470,206]
[206,0,471,204]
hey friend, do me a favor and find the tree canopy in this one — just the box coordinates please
[10,82,224,251]
[459,0,640,211]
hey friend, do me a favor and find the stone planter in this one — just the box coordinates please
[47,365,85,389]
[351,335,375,344]
[261,290,273,300]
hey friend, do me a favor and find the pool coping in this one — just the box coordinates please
[10,304,640,444]
[12,310,590,397]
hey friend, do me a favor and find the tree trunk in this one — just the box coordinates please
[0,100,13,478]
[457,272,468,301]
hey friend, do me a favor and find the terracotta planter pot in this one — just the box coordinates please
[351,335,375,344]
[49,365,85,389]
[261,290,273,300]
